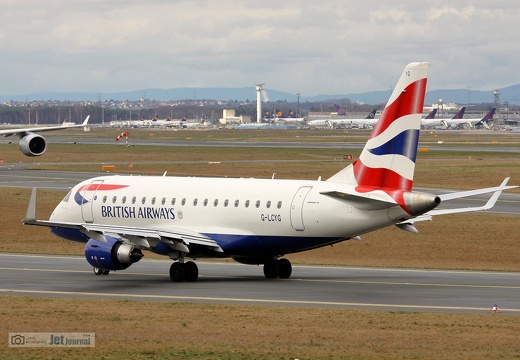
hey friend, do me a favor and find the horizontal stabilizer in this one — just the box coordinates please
[408,178,517,220]
[428,188,502,216]
[438,177,516,201]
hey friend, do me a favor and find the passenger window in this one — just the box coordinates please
[193,198,198,206]
[224,199,229,207]
[214,199,219,207]
[132,196,136,204]
[161,197,166,205]
[181,198,186,205]
[141,197,146,205]
[171,198,176,206]
[277,201,282,209]
[234,200,239,207]
[112,196,117,204]
[245,200,250,208]
[151,197,156,205]
[102,196,107,203]
[204,199,208,206]
[255,200,260,208]
[122,196,127,204]
[266,200,271,208]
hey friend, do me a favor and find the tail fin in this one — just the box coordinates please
[334,104,347,116]
[483,108,495,120]
[452,107,465,119]
[327,62,429,191]
[365,109,377,119]
[478,108,495,129]
[424,108,437,119]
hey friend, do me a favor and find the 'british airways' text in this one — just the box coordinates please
[101,206,175,220]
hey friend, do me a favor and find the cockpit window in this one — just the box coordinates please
[62,190,72,203]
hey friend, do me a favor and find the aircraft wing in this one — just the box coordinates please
[24,217,224,253]
[402,178,517,224]
[0,115,89,137]
[23,188,223,253]
[80,223,224,252]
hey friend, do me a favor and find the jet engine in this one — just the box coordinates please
[19,133,47,156]
[85,237,143,271]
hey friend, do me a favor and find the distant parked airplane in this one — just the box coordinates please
[443,108,495,129]
[0,116,90,156]
[307,106,377,128]
[421,107,466,128]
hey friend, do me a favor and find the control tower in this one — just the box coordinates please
[256,83,264,123]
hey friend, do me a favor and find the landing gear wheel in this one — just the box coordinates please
[93,267,104,275]
[184,261,199,282]
[102,269,110,275]
[263,259,279,279]
[170,262,186,282]
[277,258,292,279]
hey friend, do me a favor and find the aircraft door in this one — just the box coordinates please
[290,186,312,231]
[80,180,104,223]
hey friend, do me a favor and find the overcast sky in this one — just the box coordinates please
[1,1,519,98]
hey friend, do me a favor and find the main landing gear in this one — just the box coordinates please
[93,267,110,275]
[263,258,292,279]
[169,261,199,282]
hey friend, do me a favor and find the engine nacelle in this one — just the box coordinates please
[402,191,441,216]
[19,133,47,156]
[85,237,143,271]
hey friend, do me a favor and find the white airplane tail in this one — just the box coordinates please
[327,62,429,192]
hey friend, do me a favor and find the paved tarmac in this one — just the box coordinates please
[1,253,519,314]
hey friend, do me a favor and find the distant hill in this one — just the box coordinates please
[2,84,519,105]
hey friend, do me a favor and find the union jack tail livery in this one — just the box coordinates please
[328,62,429,192]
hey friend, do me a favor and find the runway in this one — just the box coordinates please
[1,253,519,314]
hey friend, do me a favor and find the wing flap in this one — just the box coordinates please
[81,223,223,252]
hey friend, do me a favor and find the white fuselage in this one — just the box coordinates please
[307,118,377,128]
[50,175,409,256]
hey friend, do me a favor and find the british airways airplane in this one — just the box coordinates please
[23,63,516,282]
[0,116,90,156]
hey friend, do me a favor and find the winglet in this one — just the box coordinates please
[82,115,90,126]
[24,188,37,223]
